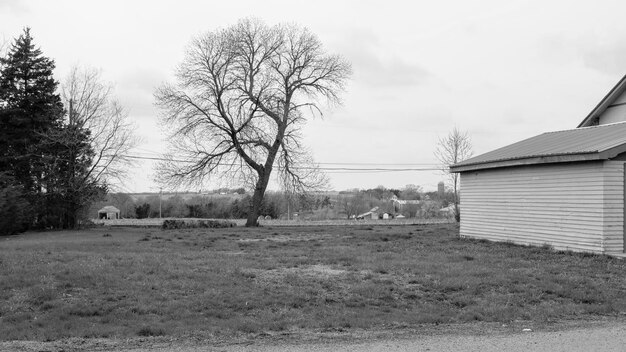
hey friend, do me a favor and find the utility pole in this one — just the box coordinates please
[285,191,292,221]
[159,187,162,218]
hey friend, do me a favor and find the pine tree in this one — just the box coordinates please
[40,111,106,229]
[0,28,64,228]
[0,172,30,235]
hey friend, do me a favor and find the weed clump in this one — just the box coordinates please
[137,326,166,336]
[162,219,235,230]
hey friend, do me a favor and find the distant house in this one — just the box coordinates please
[451,75,626,255]
[439,205,456,217]
[391,195,420,218]
[98,206,120,220]
[390,195,421,206]
[357,207,379,220]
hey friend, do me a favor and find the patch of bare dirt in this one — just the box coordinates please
[238,233,352,243]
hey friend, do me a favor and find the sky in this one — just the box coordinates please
[1,0,626,193]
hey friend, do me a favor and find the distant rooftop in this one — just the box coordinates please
[98,205,120,212]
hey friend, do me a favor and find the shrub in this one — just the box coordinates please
[162,219,236,230]
[137,326,166,336]
[135,203,151,219]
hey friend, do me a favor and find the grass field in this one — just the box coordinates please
[2,224,626,341]
[91,217,453,227]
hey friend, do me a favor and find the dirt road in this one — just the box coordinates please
[222,324,626,352]
[3,322,626,351]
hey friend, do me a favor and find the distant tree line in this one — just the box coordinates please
[0,29,135,235]
[92,184,454,221]
[91,191,333,220]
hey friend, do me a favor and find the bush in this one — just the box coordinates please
[419,201,444,219]
[162,219,236,230]
[136,325,166,336]
[135,203,151,219]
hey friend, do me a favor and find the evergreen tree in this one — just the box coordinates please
[40,121,106,228]
[0,28,64,227]
[0,172,30,235]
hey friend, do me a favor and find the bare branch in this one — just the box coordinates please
[155,18,351,226]
[434,127,473,222]
[61,66,138,189]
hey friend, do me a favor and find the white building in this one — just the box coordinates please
[451,75,626,255]
[98,205,120,220]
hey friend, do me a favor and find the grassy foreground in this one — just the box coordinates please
[2,224,626,341]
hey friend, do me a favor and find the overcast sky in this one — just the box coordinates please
[1,0,625,193]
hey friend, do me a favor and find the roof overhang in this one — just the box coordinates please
[98,206,120,212]
[451,143,626,173]
[451,153,599,172]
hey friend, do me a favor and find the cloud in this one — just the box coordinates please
[337,28,431,87]
[117,67,167,117]
[538,33,626,76]
[581,41,626,76]
[0,0,28,13]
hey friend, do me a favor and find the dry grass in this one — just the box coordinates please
[2,224,626,341]
[92,217,452,227]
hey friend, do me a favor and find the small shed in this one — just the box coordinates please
[451,121,626,255]
[451,75,626,255]
[98,206,120,220]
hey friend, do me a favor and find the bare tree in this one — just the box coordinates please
[61,66,138,188]
[0,38,6,57]
[434,127,473,222]
[337,193,368,219]
[155,18,351,226]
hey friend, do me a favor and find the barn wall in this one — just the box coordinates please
[459,161,621,253]
[602,160,624,253]
[599,90,626,125]
[599,106,626,125]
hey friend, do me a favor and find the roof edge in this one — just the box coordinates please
[599,143,626,160]
[450,153,602,173]
[578,74,626,128]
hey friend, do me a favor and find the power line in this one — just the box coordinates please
[120,154,442,172]
[131,152,439,166]
[314,167,440,171]
[319,162,439,166]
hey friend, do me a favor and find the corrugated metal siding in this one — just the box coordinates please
[459,161,622,253]
[602,161,624,254]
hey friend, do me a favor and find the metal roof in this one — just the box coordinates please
[451,122,626,172]
[98,205,120,213]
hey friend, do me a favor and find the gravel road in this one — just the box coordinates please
[3,322,626,351]
[227,324,626,352]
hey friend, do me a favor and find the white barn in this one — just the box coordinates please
[451,76,626,255]
[98,205,120,220]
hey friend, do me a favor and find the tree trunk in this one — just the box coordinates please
[245,172,271,227]
[68,205,78,229]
